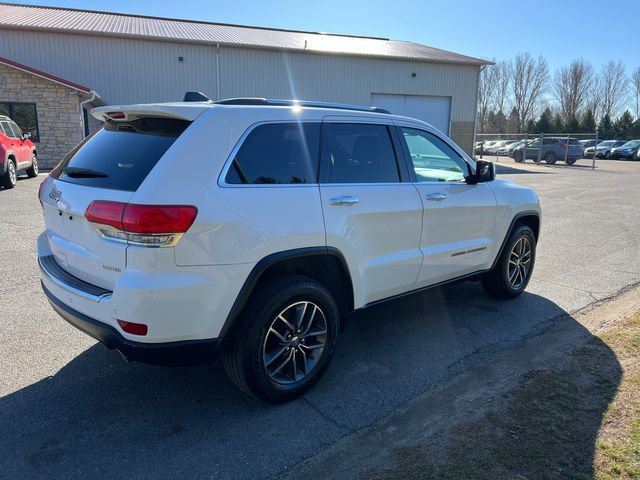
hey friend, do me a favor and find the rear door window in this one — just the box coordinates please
[51,117,190,192]
[225,123,320,184]
[322,123,400,183]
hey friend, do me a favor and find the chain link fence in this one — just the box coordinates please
[474,132,600,170]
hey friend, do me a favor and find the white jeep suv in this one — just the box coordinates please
[37,96,540,402]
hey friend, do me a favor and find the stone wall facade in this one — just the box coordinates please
[450,121,475,156]
[0,62,92,168]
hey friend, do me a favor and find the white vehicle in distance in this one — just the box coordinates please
[37,94,541,402]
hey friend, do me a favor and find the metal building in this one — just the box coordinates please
[0,2,489,164]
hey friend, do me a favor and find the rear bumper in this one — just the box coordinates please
[43,283,223,366]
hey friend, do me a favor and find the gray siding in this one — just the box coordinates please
[0,29,480,122]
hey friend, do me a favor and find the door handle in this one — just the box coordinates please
[329,195,360,206]
[426,193,447,201]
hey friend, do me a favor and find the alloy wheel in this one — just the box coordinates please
[32,156,38,175]
[508,236,532,289]
[8,161,16,185]
[262,301,327,385]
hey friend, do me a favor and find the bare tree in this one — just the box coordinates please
[511,52,549,132]
[553,59,594,124]
[600,61,628,119]
[492,60,511,114]
[632,67,640,118]
[477,60,498,133]
[585,74,603,122]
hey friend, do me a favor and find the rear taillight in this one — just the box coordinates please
[85,201,197,247]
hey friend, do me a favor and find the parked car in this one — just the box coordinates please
[37,96,541,402]
[579,139,603,150]
[609,139,640,160]
[588,140,626,159]
[475,140,498,155]
[512,137,583,165]
[0,115,38,189]
[484,140,506,155]
[496,140,521,156]
[505,140,526,156]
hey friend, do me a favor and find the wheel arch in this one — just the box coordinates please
[220,247,354,339]
[491,211,540,270]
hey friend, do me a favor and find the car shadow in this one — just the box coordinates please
[0,282,621,479]
[495,164,553,175]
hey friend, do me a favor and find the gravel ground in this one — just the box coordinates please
[1,158,639,479]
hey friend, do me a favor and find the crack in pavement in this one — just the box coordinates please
[301,397,356,434]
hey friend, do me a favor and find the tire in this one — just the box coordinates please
[544,152,557,165]
[0,159,17,189]
[565,158,576,166]
[26,153,38,178]
[605,151,611,159]
[222,275,340,403]
[513,152,524,163]
[481,224,536,299]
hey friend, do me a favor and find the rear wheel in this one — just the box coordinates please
[1,159,17,189]
[222,275,339,403]
[26,153,38,178]
[544,152,557,165]
[482,224,536,299]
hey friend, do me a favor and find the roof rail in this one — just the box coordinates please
[214,98,391,114]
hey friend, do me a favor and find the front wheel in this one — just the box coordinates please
[482,224,536,299]
[1,160,17,189]
[544,152,557,165]
[565,158,576,166]
[513,152,524,163]
[222,275,339,403]
[26,154,38,178]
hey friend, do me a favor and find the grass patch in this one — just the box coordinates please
[367,313,640,479]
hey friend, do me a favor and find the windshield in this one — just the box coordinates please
[621,140,640,148]
[598,141,614,147]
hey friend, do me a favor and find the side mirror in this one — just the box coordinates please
[21,132,31,141]
[467,160,495,184]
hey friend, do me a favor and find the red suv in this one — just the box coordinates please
[0,115,38,189]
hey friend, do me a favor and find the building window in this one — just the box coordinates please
[0,102,39,142]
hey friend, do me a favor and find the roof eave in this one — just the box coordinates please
[0,24,490,67]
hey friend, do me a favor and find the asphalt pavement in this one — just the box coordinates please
[1,157,639,479]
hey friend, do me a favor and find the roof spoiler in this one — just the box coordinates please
[183,91,212,102]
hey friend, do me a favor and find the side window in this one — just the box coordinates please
[0,122,7,136]
[323,123,400,183]
[10,122,22,138]
[0,103,39,142]
[5,122,20,139]
[226,123,320,184]
[400,127,468,183]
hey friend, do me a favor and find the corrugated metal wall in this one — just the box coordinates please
[0,29,479,121]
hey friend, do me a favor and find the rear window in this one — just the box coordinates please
[51,118,190,192]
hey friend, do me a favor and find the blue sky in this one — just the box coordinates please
[12,0,640,73]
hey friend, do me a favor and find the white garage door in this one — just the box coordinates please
[371,94,451,134]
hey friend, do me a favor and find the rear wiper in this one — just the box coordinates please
[63,167,109,178]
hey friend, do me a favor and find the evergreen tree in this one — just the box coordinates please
[494,110,507,134]
[534,107,553,133]
[566,116,580,134]
[526,119,536,133]
[598,114,614,139]
[581,109,596,134]
[552,113,564,133]
[631,118,640,139]
[613,110,634,139]
[507,107,520,133]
